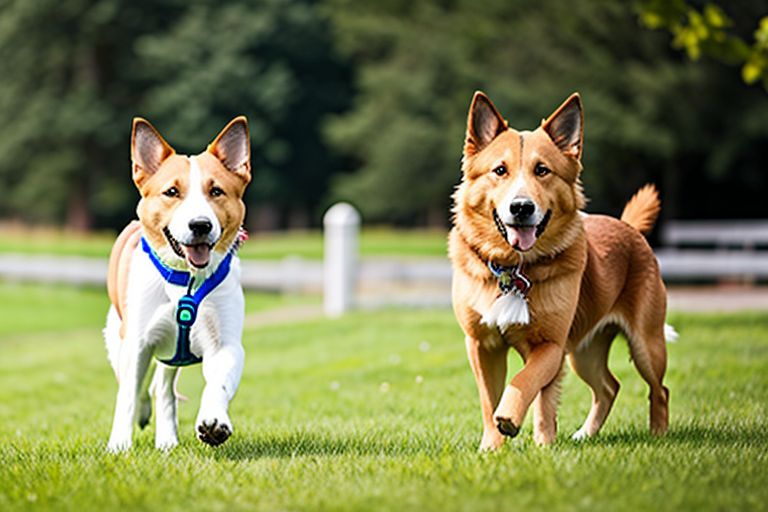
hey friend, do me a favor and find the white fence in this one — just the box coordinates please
[1,211,767,316]
[658,220,768,281]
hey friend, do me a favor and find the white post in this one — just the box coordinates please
[323,202,361,317]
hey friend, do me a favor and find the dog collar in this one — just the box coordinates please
[140,236,237,367]
[488,261,531,298]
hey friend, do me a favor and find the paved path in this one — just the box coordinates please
[2,254,767,318]
[667,286,768,312]
[241,286,768,329]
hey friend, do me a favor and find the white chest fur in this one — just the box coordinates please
[479,292,530,332]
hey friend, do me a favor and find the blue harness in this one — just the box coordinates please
[140,237,234,367]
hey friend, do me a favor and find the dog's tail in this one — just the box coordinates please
[620,184,660,236]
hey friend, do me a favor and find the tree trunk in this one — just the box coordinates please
[66,180,91,232]
[249,203,281,232]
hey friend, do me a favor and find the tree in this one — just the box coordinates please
[638,0,768,89]
[324,0,768,224]
[136,0,351,229]
[0,0,180,229]
[0,0,350,230]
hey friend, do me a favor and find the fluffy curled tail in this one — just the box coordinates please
[620,184,660,236]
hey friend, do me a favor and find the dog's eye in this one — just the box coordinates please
[163,186,179,198]
[210,186,224,197]
[534,164,551,177]
[492,165,507,177]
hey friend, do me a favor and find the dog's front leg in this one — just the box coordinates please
[107,338,152,452]
[195,341,244,446]
[493,341,564,441]
[465,335,508,451]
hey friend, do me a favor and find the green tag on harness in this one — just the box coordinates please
[158,294,202,367]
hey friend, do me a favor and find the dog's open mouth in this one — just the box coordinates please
[163,227,214,269]
[493,209,552,252]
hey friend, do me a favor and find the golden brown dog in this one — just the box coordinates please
[449,91,673,450]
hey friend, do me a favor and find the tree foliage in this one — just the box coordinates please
[0,0,349,230]
[137,0,351,228]
[638,0,768,88]
[324,0,768,223]
[0,0,766,230]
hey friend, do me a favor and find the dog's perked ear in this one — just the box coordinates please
[131,118,175,187]
[207,116,251,183]
[464,91,508,157]
[541,93,583,160]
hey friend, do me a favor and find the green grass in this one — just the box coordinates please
[0,282,315,336]
[0,229,117,258]
[1,282,766,511]
[0,227,449,260]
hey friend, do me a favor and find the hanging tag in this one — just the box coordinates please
[176,295,198,327]
[482,263,532,330]
[158,295,203,367]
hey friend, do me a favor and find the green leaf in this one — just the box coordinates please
[742,60,762,84]
[703,4,730,29]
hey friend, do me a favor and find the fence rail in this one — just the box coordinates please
[2,250,766,291]
[663,220,768,248]
[2,215,767,312]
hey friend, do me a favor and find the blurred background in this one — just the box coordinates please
[0,0,766,231]
[0,0,767,307]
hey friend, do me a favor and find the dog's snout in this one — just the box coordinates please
[189,217,213,236]
[509,198,535,219]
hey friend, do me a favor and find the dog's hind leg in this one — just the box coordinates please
[465,336,508,451]
[136,360,155,430]
[532,361,566,445]
[626,322,669,435]
[569,325,621,440]
[153,363,180,450]
[107,339,153,452]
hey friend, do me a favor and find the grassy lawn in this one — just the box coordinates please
[1,282,766,511]
[0,227,449,260]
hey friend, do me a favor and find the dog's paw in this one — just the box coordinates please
[494,416,520,438]
[478,433,505,452]
[196,417,232,447]
[106,437,131,453]
[155,436,179,451]
[571,427,590,441]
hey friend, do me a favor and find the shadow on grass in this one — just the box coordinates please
[594,423,768,448]
[211,429,470,461]
[211,421,768,461]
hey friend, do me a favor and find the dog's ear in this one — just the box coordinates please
[465,91,507,157]
[541,93,583,159]
[208,116,251,182]
[131,118,175,187]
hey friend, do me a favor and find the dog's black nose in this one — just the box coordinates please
[509,198,536,219]
[189,217,213,236]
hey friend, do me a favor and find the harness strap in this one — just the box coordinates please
[140,236,235,366]
[140,237,191,286]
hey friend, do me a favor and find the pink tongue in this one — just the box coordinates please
[509,226,538,252]
[184,244,211,268]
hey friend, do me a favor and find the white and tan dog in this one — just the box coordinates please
[104,117,251,452]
